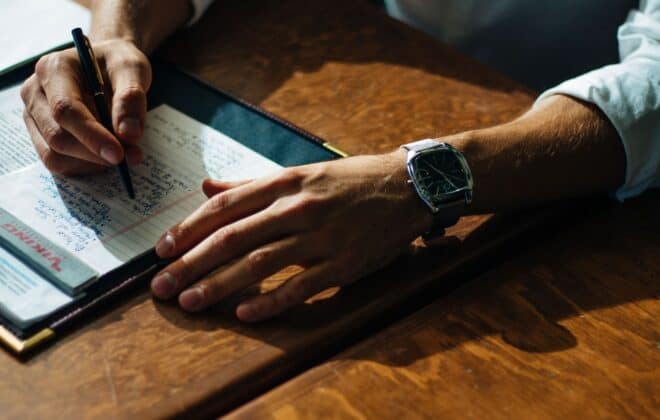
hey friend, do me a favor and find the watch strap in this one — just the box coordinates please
[402,139,440,153]
[423,199,464,240]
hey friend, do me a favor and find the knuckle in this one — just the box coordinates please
[271,167,304,190]
[116,85,145,105]
[211,227,240,252]
[50,96,77,123]
[172,256,199,284]
[42,126,67,150]
[199,278,226,302]
[287,281,310,306]
[119,55,148,72]
[247,248,273,273]
[34,54,53,78]
[206,192,231,214]
[19,77,35,103]
[36,52,71,78]
[167,224,186,245]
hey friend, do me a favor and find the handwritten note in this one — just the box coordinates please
[0,104,282,277]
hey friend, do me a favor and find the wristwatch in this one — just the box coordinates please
[402,139,473,238]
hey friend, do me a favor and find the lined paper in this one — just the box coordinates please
[0,105,282,275]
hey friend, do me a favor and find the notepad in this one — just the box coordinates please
[0,101,282,326]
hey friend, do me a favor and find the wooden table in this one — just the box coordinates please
[3,1,655,418]
[229,190,660,419]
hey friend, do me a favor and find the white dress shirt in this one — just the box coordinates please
[190,0,660,200]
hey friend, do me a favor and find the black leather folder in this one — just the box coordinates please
[0,57,344,354]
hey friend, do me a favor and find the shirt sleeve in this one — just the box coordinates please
[535,0,660,201]
[188,0,215,26]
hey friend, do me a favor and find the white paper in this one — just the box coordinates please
[0,105,282,278]
[0,84,39,175]
[1,0,90,75]
[0,246,72,327]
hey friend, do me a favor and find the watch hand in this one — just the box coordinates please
[427,161,457,189]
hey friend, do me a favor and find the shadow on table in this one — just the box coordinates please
[152,191,659,366]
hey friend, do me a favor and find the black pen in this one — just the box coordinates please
[71,27,135,199]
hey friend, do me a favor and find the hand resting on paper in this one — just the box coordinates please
[20,39,150,175]
[150,95,627,322]
[151,151,433,322]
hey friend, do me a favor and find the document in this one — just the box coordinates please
[0,104,282,325]
[0,0,90,75]
[0,84,39,175]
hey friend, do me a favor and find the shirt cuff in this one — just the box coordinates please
[188,0,214,26]
[534,62,660,201]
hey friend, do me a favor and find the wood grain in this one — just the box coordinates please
[0,1,558,418]
[229,190,660,420]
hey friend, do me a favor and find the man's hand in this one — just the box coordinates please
[151,151,433,322]
[20,39,151,175]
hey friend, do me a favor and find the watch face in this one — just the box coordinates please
[410,146,471,206]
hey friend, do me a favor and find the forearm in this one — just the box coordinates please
[89,0,192,52]
[444,94,626,213]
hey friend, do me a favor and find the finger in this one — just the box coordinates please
[23,82,109,165]
[202,178,252,197]
[24,112,108,175]
[173,235,317,311]
[107,54,151,143]
[236,262,337,322]
[155,174,294,258]
[35,53,124,165]
[151,206,300,299]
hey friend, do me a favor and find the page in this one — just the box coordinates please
[0,105,283,278]
[0,84,39,175]
[0,0,90,75]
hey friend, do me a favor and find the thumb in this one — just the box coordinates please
[109,52,152,144]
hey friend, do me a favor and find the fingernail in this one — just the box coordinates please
[237,303,256,321]
[118,117,141,139]
[100,146,121,164]
[151,272,176,298]
[180,287,204,311]
[156,233,175,257]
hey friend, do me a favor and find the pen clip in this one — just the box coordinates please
[81,34,105,92]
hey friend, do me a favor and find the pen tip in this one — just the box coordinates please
[125,181,136,200]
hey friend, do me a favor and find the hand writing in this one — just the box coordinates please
[20,39,151,175]
[151,151,432,322]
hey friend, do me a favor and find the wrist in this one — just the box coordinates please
[88,0,191,54]
[385,149,435,238]
[89,16,144,50]
[89,31,142,50]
